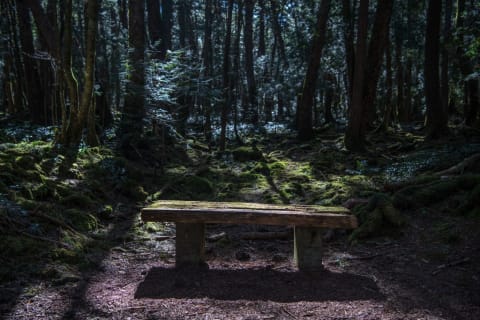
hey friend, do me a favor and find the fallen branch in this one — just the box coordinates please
[432,257,471,275]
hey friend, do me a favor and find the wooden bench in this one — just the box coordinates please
[141,200,358,271]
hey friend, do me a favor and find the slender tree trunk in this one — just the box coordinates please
[160,0,173,60]
[269,0,288,66]
[120,0,145,149]
[220,0,234,151]
[202,0,213,143]
[76,0,100,146]
[147,0,162,59]
[441,0,453,116]
[244,0,257,125]
[455,0,479,126]
[382,37,394,130]
[341,0,355,106]
[344,0,369,151]
[395,34,404,123]
[425,0,448,138]
[297,0,331,141]
[17,0,44,123]
[363,0,394,127]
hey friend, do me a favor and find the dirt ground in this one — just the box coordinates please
[1,206,479,320]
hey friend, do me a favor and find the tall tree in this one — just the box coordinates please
[441,0,453,114]
[363,0,394,126]
[244,0,257,125]
[202,0,213,143]
[220,0,234,151]
[296,0,332,141]
[147,0,162,59]
[344,0,369,151]
[16,0,44,123]
[120,0,146,151]
[424,0,447,138]
[341,0,356,105]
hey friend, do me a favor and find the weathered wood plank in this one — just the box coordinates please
[148,200,350,214]
[141,207,357,229]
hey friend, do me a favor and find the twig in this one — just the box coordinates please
[432,257,471,275]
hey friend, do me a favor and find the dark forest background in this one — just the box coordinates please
[1,0,478,149]
[1,1,480,318]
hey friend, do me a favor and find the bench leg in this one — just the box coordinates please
[175,222,205,267]
[294,226,324,271]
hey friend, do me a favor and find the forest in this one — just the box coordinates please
[0,0,479,319]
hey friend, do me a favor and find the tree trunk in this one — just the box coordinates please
[220,0,234,151]
[244,0,257,125]
[441,0,453,115]
[120,0,146,148]
[202,0,213,143]
[17,0,44,123]
[344,0,369,152]
[363,0,394,127]
[160,0,173,60]
[425,0,448,138]
[147,0,162,60]
[297,0,332,141]
[341,0,355,106]
[269,0,287,66]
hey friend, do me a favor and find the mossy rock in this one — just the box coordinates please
[60,193,95,208]
[232,146,263,162]
[183,175,214,196]
[64,209,98,232]
[350,193,407,242]
[119,179,148,201]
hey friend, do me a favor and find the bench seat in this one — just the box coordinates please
[141,200,358,270]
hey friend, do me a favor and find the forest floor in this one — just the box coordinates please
[1,122,480,319]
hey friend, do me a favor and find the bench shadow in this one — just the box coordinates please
[135,266,385,302]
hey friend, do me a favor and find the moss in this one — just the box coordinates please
[16,196,39,210]
[232,146,263,162]
[61,193,95,208]
[393,175,480,209]
[52,248,84,265]
[185,175,214,194]
[97,205,113,219]
[143,222,164,233]
[267,160,288,175]
[350,194,406,241]
[281,182,305,198]
[64,209,98,232]
[119,179,148,201]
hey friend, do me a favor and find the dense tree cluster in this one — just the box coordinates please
[0,0,479,151]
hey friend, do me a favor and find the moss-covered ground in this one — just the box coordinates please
[1,121,480,313]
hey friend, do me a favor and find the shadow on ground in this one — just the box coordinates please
[135,267,384,302]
